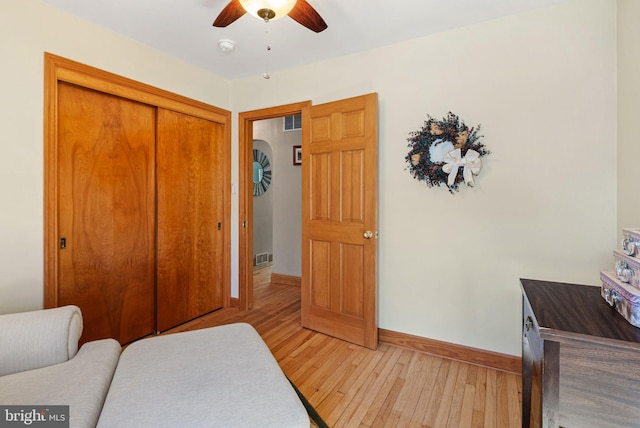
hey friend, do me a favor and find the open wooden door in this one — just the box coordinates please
[301,93,378,349]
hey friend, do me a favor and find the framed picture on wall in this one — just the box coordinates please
[293,145,302,166]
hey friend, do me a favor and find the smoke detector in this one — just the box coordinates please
[217,39,235,53]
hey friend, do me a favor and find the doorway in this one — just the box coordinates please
[239,94,378,349]
[239,101,311,309]
[252,139,274,272]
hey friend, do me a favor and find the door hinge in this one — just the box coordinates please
[59,237,67,249]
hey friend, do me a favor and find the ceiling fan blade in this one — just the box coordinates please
[213,0,247,27]
[288,0,327,33]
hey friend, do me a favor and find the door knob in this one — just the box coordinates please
[363,231,373,239]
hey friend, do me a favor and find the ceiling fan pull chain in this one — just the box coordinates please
[263,20,271,79]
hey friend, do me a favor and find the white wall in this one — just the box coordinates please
[252,139,274,261]
[231,0,617,356]
[253,119,303,277]
[617,0,640,236]
[1,0,619,358]
[0,0,231,314]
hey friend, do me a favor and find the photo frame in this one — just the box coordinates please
[293,145,302,166]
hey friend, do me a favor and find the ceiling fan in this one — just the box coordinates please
[213,0,328,33]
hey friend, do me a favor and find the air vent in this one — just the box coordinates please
[255,252,270,266]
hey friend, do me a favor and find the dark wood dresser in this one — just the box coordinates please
[521,279,640,428]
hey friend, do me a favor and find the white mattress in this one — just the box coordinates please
[96,323,309,428]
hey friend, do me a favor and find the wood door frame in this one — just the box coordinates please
[238,101,311,310]
[44,53,232,309]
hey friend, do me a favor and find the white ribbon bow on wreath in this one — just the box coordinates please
[442,148,482,187]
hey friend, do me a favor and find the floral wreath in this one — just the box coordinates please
[405,112,490,193]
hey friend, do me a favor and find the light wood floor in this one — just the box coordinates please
[166,264,523,427]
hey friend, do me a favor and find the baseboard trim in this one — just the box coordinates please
[378,328,521,375]
[271,273,301,287]
[230,297,239,308]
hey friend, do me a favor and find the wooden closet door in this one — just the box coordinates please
[57,82,156,344]
[156,108,225,332]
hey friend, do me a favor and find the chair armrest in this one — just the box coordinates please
[0,305,83,376]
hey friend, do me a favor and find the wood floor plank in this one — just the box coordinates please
[472,367,488,428]
[459,383,478,428]
[408,354,444,427]
[422,358,452,426]
[375,374,407,426]
[457,365,479,427]
[446,362,469,428]
[433,360,462,426]
[361,359,406,426]
[394,353,426,424]
[496,372,510,428]
[341,345,405,427]
[506,371,522,427]
[161,264,522,427]
[308,347,359,413]
[329,347,383,424]
[484,368,498,427]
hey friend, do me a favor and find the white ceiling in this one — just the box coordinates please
[39,0,568,80]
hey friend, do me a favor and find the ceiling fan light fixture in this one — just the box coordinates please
[239,0,297,21]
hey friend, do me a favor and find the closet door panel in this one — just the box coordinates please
[157,108,224,331]
[57,82,156,345]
